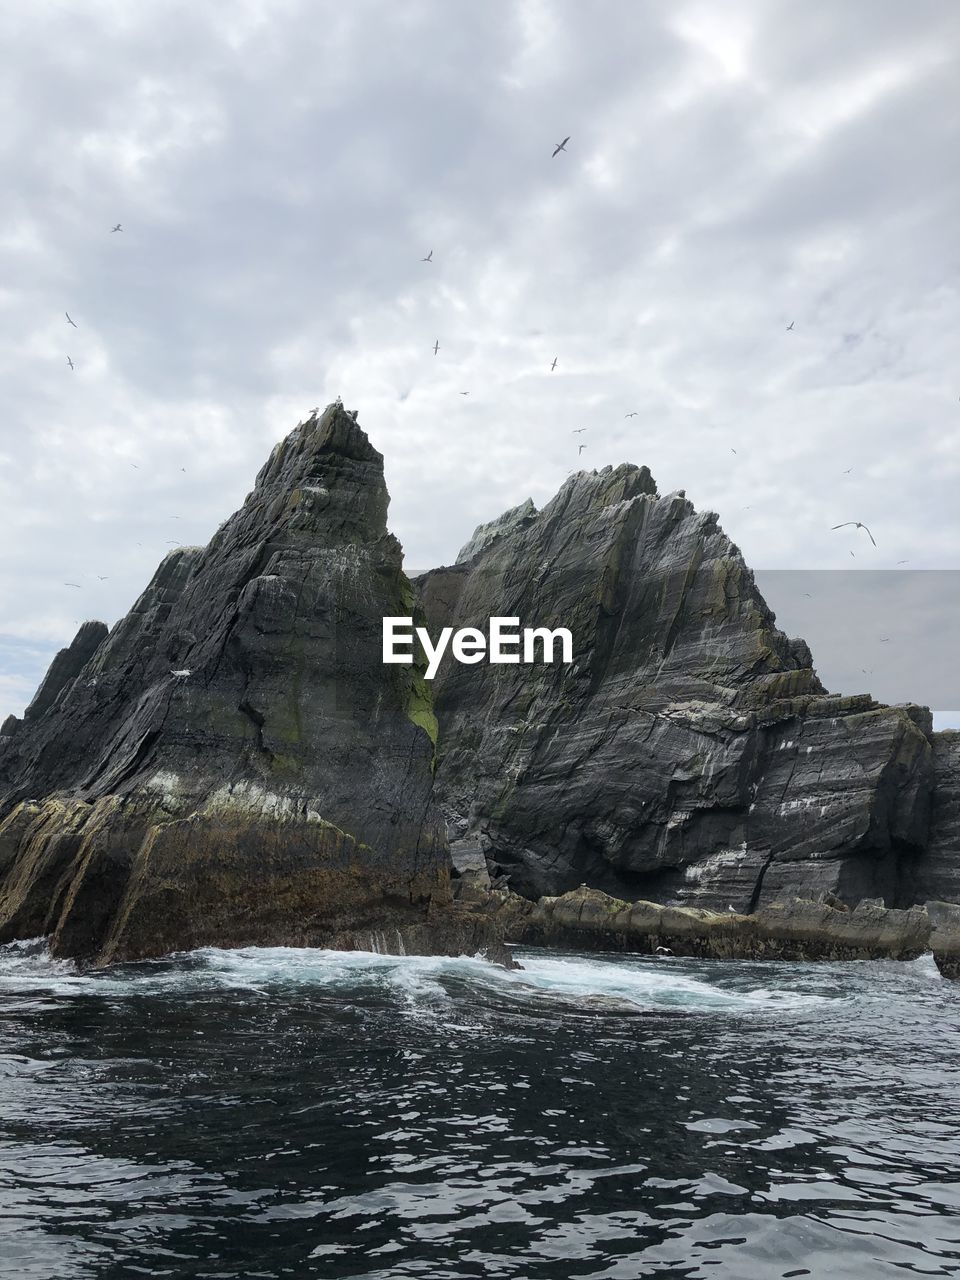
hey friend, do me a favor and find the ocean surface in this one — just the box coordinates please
[1,941,959,1280]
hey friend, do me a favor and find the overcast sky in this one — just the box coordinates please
[1,0,958,724]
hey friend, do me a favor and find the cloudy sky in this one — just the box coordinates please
[1,0,958,724]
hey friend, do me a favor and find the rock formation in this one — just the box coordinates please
[3,413,957,971]
[518,885,960,976]
[0,406,507,965]
[418,465,940,912]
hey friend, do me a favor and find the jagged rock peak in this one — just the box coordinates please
[0,402,466,965]
[23,620,108,724]
[254,402,382,492]
[455,465,660,567]
[556,462,659,507]
[457,497,538,564]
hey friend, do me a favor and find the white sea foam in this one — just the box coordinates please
[0,937,836,1015]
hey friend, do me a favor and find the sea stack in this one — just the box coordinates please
[0,405,487,964]
[417,465,936,910]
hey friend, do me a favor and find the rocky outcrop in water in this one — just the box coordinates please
[520,885,960,974]
[418,466,939,912]
[0,406,511,966]
[4,412,958,970]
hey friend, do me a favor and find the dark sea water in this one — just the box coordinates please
[1,941,959,1280]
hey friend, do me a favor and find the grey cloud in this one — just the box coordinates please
[1,0,958,723]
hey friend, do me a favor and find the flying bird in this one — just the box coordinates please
[552,136,570,157]
[432,339,439,355]
[832,521,876,547]
[129,463,139,469]
[422,250,433,262]
[550,357,558,371]
[578,444,586,455]
[731,448,737,455]
[66,356,74,370]
[111,224,122,233]
[64,582,81,588]
[65,312,77,328]
[572,428,586,434]
[896,560,909,565]
[625,412,639,418]
[460,391,470,396]
[843,468,853,474]
[786,321,795,330]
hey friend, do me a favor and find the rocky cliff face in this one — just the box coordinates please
[0,405,495,965]
[418,465,938,911]
[4,421,956,968]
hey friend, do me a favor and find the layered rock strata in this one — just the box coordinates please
[520,885,960,975]
[418,467,936,911]
[0,406,504,965]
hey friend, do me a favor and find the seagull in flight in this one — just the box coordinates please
[111,224,122,233]
[65,311,77,328]
[896,560,909,565]
[578,444,586,455]
[625,411,639,418]
[67,356,74,370]
[64,582,81,588]
[460,391,470,396]
[832,521,877,547]
[730,448,737,455]
[550,357,558,371]
[843,468,853,474]
[422,249,433,262]
[572,428,586,434]
[432,339,439,355]
[552,136,570,157]
[786,321,795,331]
[97,576,109,580]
